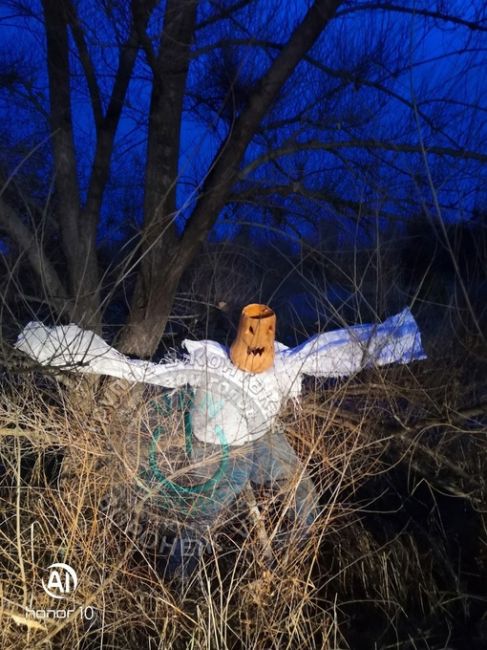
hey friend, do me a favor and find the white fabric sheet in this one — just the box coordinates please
[15,307,426,446]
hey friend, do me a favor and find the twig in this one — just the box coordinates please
[242,484,273,564]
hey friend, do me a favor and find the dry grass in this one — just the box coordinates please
[0,339,486,649]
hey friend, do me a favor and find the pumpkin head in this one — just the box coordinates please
[230,304,276,373]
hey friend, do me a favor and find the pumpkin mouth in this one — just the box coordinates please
[247,346,266,356]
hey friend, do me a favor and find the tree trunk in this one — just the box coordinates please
[121,0,342,359]
[43,0,101,330]
[119,0,198,356]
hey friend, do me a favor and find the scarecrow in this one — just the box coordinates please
[15,304,425,571]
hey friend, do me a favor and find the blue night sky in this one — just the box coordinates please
[0,0,486,254]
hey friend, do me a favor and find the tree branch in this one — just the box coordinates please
[0,197,70,312]
[195,0,254,32]
[179,0,342,259]
[65,0,104,129]
[231,182,400,218]
[239,139,487,180]
[336,3,487,32]
[83,3,157,235]
[192,37,472,153]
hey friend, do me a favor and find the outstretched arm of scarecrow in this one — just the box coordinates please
[14,321,193,389]
[282,307,426,379]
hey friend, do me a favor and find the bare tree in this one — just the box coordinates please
[119,0,342,356]
[0,0,485,357]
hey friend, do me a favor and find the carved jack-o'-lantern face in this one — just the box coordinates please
[230,304,276,373]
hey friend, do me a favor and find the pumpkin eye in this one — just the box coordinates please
[249,326,254,334]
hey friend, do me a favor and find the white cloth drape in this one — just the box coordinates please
[15,307,426,446]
